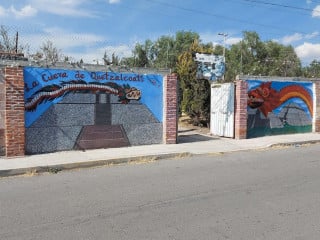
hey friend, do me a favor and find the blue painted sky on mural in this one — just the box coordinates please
[0,0,319,65]
[24,67,164,127]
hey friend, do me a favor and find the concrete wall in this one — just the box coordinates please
[25,93,163,154]
[1,66,178,157]
[235,77,320,139]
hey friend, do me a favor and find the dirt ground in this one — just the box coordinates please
[178,115,210,135]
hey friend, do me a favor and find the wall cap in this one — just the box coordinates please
[236,75,318,82]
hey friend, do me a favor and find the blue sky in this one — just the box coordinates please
[0,0,319,65]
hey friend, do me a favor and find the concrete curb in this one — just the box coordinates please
[268,139,320,148]
[0,152,191,178]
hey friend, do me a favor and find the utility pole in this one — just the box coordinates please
[218,33,228,58]
[15,32,18,53]
[218,33,228,81]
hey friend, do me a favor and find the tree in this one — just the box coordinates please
[102,50,120,66]
[0,25,15,52]
[112,52,120,66]
[176,49,195,115]
[103,50,111,65]
[226,31,302,80]
[176,39,212,126]
[302,60,320,78]
[131,40,153,67]
[150,35,175,68]
[37,40,61,64]
[276,45,302,77]
[237,31,264,76]
[0,25,27,54]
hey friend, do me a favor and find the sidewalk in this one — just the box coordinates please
[1,129,320,177]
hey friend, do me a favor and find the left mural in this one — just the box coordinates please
[24,67,164,154]
[247,80,313,138]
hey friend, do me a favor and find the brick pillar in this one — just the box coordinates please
[314,80,320,132]
[234,80,248,139]
[5,67,25,157]
[163,74,178,144]
[0,69,5,155]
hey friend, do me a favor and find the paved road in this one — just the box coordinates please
[1,144,320,240]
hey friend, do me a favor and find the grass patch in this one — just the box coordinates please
[174,152,192,159]
[128,156,158,165]
[24,168,38,177]
[45,167,62,174]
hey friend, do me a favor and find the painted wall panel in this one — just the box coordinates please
[247,80,313,138]
[24,67,164,154]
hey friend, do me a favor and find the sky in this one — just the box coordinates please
[0,0,319,66]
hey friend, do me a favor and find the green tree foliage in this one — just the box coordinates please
[102,51,111,65]
[103,51,120,66]
[177,40,212,126]
[111,52,120,66]
[176,50,195,114]
[123,31,200,70]
[225,31,302,80]
[302,60,320,78]
[121,40,151,67]
[133,42,149,67]
[150,35,175,68]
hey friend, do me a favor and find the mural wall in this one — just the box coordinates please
[247,80,313,138]
[24,67,163,154]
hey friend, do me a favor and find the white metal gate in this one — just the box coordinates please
[210,83,235,137]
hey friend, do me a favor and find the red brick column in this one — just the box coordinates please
[4,67,25,157]
[234,80,248,139]
[0,69,5,155]
[163,74,178,144]
[314,80,320,132]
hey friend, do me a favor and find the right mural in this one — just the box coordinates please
[247,80,313,138]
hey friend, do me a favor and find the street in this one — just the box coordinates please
[1,144,320,240]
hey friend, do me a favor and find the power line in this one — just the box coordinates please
[231,0,316,18]
[241,0,320,14]
[144,0,316,38]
